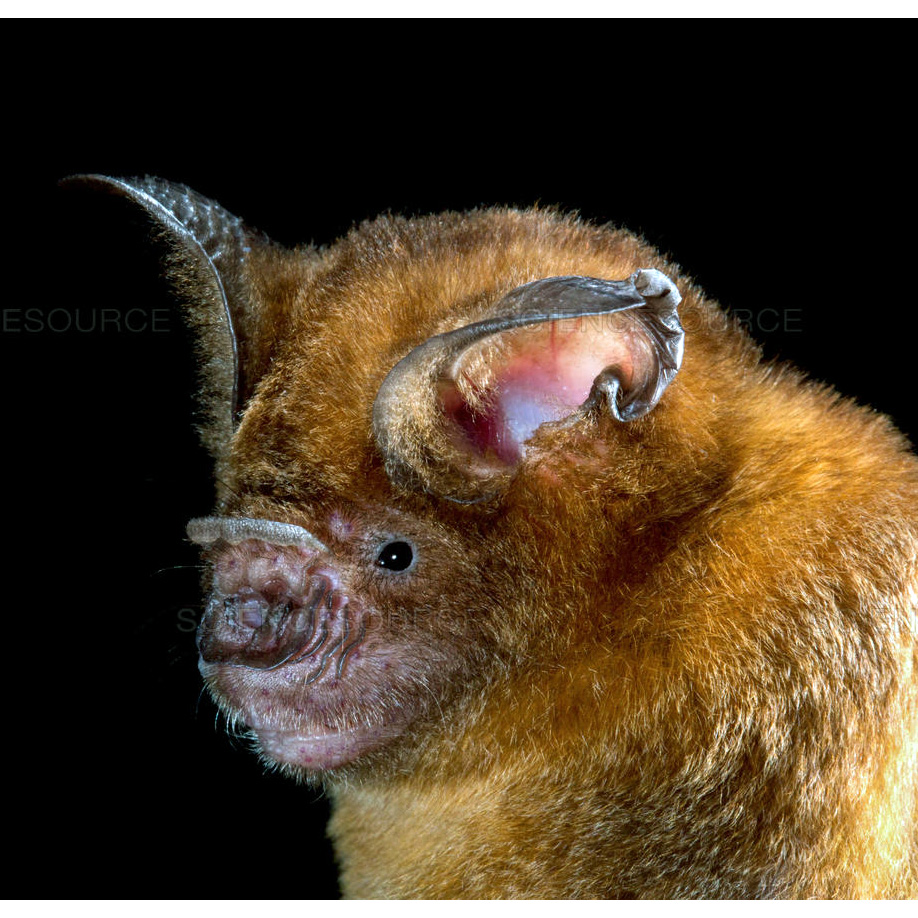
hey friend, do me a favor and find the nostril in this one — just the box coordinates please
[260,577,293,605]
[238,596,270,628]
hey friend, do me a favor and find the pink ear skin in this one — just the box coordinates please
[440,313,642,467]
[372,272,682,503]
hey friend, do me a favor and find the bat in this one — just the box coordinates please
[65,175,918,898]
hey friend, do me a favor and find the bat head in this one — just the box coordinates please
[66,176,738,780]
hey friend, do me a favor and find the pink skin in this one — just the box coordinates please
[198,534,415,771]
[447,317,636,464]
[202,655,413,769]
[200,622,414,770]
[248,720,408,770]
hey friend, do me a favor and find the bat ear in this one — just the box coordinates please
[373,270,684,503]
[60,174,272,479]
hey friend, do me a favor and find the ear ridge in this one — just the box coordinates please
[61,174,273,488]
[587,269,684,422]
[372,271,684,503]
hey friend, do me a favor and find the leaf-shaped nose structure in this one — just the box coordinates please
[197,574,348,671]
[187,516,329,552]
[190,518,365,677]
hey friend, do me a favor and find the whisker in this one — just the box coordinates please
[295,617,328,661]
[150,564,207,578]
[304,619,348,686]
[215,476,242,500]
[194,686,208,719]
[337,609,366,678]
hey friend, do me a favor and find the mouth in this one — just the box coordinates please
[201,650,415,772]
[251,719,408,770]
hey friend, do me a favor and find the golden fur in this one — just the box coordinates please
[234,210,918,897]
[81,177,918,898]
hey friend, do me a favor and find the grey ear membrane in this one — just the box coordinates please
[61,174,271,477]
[372,270,684,503]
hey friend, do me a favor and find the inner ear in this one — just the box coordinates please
[439,311,654,467]
[373,271,683,503]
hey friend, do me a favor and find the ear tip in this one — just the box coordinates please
[58,175,179,218]
[59,172,111,185]
[59,173,142,194]
[632,268,682,309]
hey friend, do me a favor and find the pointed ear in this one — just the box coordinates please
[60,174,273,483]
[372,270,684,503]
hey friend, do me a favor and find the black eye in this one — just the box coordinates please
[375,540,414,572]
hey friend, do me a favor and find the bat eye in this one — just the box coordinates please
[375,540,414,572]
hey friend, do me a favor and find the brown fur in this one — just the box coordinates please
[314,214,918,898]
[83,179,918,898]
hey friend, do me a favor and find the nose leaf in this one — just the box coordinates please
[193,526,364,678]
[187,516,329,552]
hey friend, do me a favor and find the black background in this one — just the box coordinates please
[5,35,914,901]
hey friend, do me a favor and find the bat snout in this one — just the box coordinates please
[196,536,363,677]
